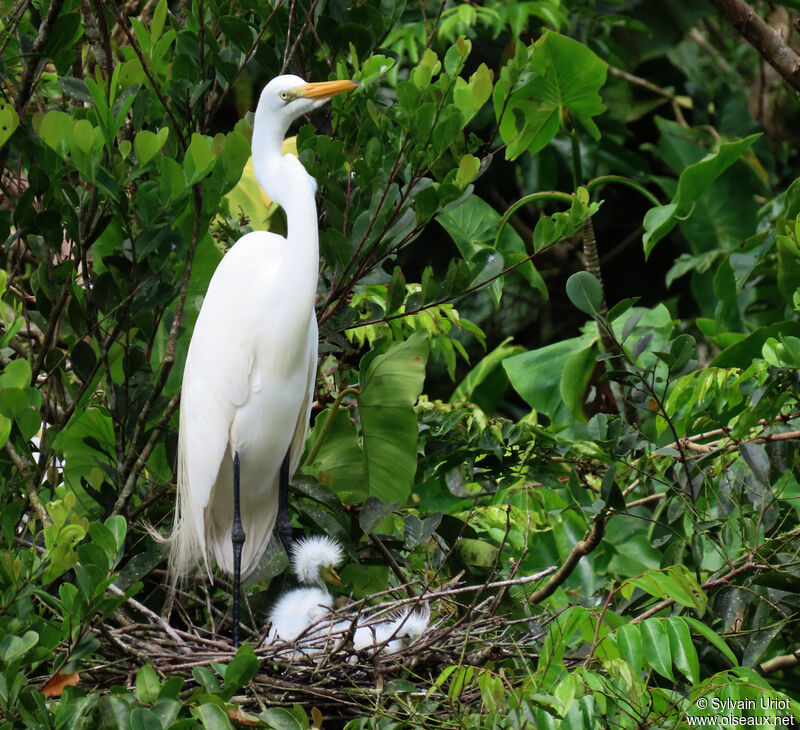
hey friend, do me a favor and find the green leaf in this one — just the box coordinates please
[135,664,161,705]
[640,619,674,681]
[566,271,603,316]
[185,133,215,184]
[39,111,74,156]
[643,134,760,257]
[455,154,481,188]
[497,31,607,159]
[150,0,167,46]
[666,617,700,685]
[0,630,38,663]
[0,101,20,149]
[684,617,738,667]
[358,332,428,502]
[359,496,398,534]
[504,334,594,425]
[134,128,169,166]
[449,336,524,404]
[386,265,406,314]
[712,321,800,368]
[223,645,260,697]
[193,703,232,730]
[304,407,367,502]
[777,230,800,302]
[259,707,305,730]
[0,414,11,450]
[1,358,31,388]
[559,344,596,422]
[615,624,642,677]
[437,195,546,298]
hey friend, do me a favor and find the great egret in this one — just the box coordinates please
[168,76,359,646]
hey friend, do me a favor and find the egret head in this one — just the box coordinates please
[291,535,345,587]
[257,75,359,126]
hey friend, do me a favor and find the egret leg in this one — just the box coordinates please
[231,450,245,648]
[277,448,293,556]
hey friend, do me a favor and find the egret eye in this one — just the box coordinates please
[279,91,291,102]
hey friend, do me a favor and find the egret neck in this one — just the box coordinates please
[251,115,319,312]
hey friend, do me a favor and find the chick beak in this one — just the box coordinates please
[298,79,360,100]
[321,565,343,586]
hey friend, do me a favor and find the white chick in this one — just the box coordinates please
[265,535,344,645]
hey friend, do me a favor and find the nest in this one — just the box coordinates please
[95,569,553,723]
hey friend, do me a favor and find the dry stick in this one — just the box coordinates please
[209,7,278,121]
[89,0,114,83]
[708,0,800,92]
[282,0,322,72]
[108,583,187,649]
[663,411,800,451]
[689,27,736,73]
[583,216,638,427]
[281,0,298,72]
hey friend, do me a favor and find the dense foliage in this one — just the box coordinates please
[2,0,800,727]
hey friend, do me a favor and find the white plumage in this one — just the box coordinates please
[168,76,359,585]
[266,535,345,644]
[265,535,430,658]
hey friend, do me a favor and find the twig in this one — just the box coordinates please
[109,583,188,649]
[4,441,51,525]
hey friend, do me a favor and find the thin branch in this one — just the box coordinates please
[4,441,51,525]
[14,0,66,115]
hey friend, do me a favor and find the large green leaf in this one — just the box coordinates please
[437,195,546,303]
[303,406,367,502]
[711,321,800,368]
[503,334,594,425]
[358,332,429,503]
[495,31,607,159]
[449,336,524,405]
[643,131,761,257]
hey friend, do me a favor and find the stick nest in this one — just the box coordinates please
[96,572,550,721]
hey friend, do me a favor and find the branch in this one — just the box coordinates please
[527,511,608,604]
[760,651,800,675]
[14,0,66,115]
[708,0,800,92]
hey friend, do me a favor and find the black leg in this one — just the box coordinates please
[231,450,245,648]
[277,447,293,557]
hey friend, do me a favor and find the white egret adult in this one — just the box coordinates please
[169,76,358,646]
